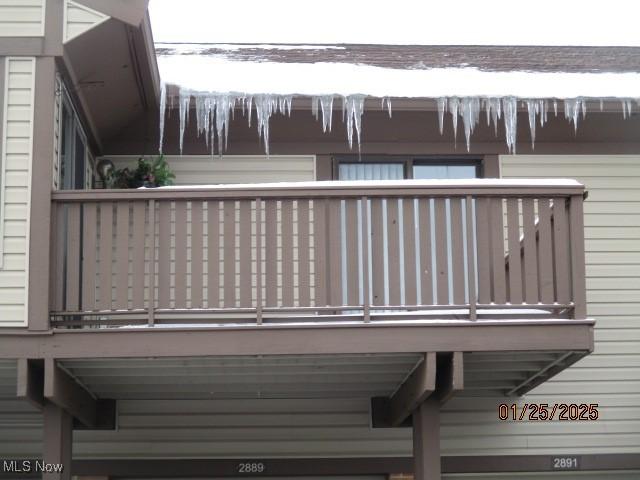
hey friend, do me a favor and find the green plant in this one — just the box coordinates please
[106,155,175,188]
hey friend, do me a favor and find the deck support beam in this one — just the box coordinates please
[389,352,436,427]
[43,403,73,480]
[413,397,441,480]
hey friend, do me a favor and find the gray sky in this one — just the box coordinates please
[149,0,640,46]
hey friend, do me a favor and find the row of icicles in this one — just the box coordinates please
[158,85,637,156]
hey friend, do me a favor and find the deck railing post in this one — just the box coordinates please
[569,194,587,319]
[465,195,477,321]
[148,199,156,326]
[255,197,263,325]
[361,196,370,322]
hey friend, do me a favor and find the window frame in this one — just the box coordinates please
[333,155,484,180]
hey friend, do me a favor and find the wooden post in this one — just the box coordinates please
[569,194,587,319]
[43,403,73,480]
[148,200,156,326]
[412,398,441,480]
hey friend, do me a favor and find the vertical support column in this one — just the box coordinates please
[569,194,587,319]
[412,398,441,480]
[43,403,73,480]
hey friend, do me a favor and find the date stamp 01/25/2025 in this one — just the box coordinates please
[498,403,600,421]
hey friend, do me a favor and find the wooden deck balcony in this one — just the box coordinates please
[49,179,587,328]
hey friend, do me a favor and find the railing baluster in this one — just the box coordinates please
[255,198,263,324]
[148,200,156,325]
[65,203,81,312]
[264,199,278,307]
[313,199,328,307]
[434,198,448,305]
[522,198,539,304]
[569,194,587,319]
[328,199,342,306]
[281,199,294,307]
[82,202,97,311]
[157,201,171,309]
[345,198,359,306]
[115,201,129,310]
[297,199,310,308]
[361,196,370,322]
[553,197,570,306]
[402,198,417,306]
[174,200,188,309]
[190,201,203,309]
[223,200,236,308]
[537,198,554,304]
[506,198,523,304]
[239,200,252,308]
[450,197,465,305]
[387,198,401,306]
[490,197,507,304]
[98,202,113,311]
[475,197,491,304]
[207,200,220,309]
[132,202,146,310]
[370,198,384,306]
[465,195,477,320]
[418,198,433,306]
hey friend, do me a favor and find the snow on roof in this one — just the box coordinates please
[157,43,640,98]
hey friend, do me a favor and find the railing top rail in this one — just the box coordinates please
[51,179,585,202]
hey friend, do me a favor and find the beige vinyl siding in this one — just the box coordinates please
[108,154,316,185]
[0,57,34,327]
[435,154,640,456]
[0,0,45,37]
[63,0,109,43]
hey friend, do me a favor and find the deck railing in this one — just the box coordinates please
[49,180,586,327]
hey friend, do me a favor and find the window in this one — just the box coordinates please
[58,80,92,190]
[336,156,481,180]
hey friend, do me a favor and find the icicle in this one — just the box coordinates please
[437,97,447,135]
[525,99,538,149]
[539,99,548,127]
[178,88,191,154]
[460,97,480,152]
[245,96,253,128]
[448,97,460,142]
[343,95,365,152]
[622,99,633,119]
[483,98,501,136]
[318,95,334,133]
[381,97,392,118]
[502,97,518,154]
[600,99,604,111]
[564,98,583,132]
[311,97,319,120]
[553,99,558,117]
[158,82,167,153]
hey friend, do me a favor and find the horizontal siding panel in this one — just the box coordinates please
[0,56,34,327]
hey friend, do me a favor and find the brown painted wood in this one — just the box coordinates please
[370,198,385,305]
[147,200,157,324]
[81,203,97,311]
[537,198,554,303]
[437,351,464,405]
[506,198,523,304]
[418,198,433,305]
[174,201,188,309]
[490,198,506,304]
[16,358,44,410]
[43,404,73,480]
[552,197,570,305]
[239,200,252,307]
[264,200,278,307]
[328,199,343,305]
[44,358,96,428]
[387,199,401,306]
[434,198,448,305]
[281,200,294,307]
[464,196,476,319]
[403,199,417,306]
[297,200,311,307]
[115,202,130,310]
[413,397,441,480]
[522,198,539,304]
[345,199,360,306]
[255,199,263,321]
[98,203,113,311]
[313,199,328,307]
[569,195,587,319]
[50,203,62,313]
[132,202,146,309]
[65,204,81,312]
[475,197,491,304]
[190,201,203,308]
[206,201,220,308]
[450,198,465,305]
[390,352,436,427]
[223,201,237,308]
[157,201,171,309]
[361,197,371,320]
